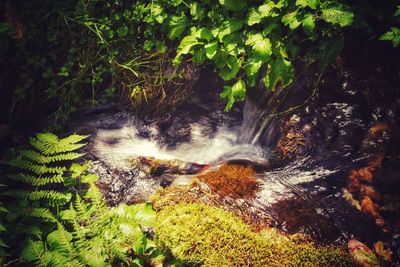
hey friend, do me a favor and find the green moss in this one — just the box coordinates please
[155,203,354,267]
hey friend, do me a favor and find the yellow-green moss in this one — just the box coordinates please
[155,203,354,267]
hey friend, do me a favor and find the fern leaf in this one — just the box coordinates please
[21,239,45,265]
[47,225,74,254]
[74,194,90,222]
[30,133,60,155]
[10,173,64,186]
[29,133,89,155]
[8,158,66,174]
[30,208,58,222]
[5,190,71,206]
[19,150,85,164]
[110,243,130,264]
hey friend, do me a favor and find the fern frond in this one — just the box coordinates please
[21,239,45,265]
[30,133,59,155]
[73,194,91,222]
[5,190,71,205]
[85,183,105,210]
[8,158,66,174]
[19,150,85,164]
[110,242,130,264]
[30,133,89,155]
[47,225,75,255]
[10,173,64,186]
[30,208,58,222]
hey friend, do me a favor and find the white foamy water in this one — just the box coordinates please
[92,122,267,169]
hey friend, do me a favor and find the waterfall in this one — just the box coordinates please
[239,85,286,145]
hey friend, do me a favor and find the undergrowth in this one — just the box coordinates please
[1,132,164,266]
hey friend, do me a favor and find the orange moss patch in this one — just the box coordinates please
[196,164,260,199]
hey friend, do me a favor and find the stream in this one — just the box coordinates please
[67,64,400,263]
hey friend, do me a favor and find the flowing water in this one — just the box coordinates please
[67,66,400,261]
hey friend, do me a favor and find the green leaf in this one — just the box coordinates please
[245,58,263,87]
[220,79,246,111]
[219,0,246,11]
[132,203,157,227]
[245,33,263,46]
[263,56,294,91]
[302,13,315,34]
[217,19,243,42]
[143,40,154,51]
[167,15,188,39]
[395,5,400,17]
[117,26,129,37]
[295,0,319,9]
[282,11,301,30]
[321,3,353,27]
[263,22,278,37]
[258,3,273,17]
[21,240,45,263]
[191,27,212,41]
[214,51,229,68]
[380,27,400,47]
[218,56,241,81]
[175,35,202,62]
[155,40,167,53]
[252,38,272,62]
[246,8,261,26]
[0,22,12,34]
[190,2,206,20]
[205,41,218,59]
[81,173,98,183]
[192,47,206,64]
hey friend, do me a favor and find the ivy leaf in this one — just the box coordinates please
[192,47,206,64]
[395,5,400,17]
[219,0,246,11]
[218,56,241,81]
[258,3,273,17]
[321,3,353,27]
[167,15,188,39]
[263,22,278,37]
[214,50,229,68]
[302,13,315,35]
[155,40,167,53]
[282,11,302,30]
[295,0,319,9]
[174,35,202,62]
[205,41,218,59]
[245,57,263,87]
[246,8,261,26]
[220,79,246,111]
[252,38,272,62]
[379,27,400,47]
[263,56,294,91]
[217,19,243,42]
[189,2,206,20]
[190,27,212,41]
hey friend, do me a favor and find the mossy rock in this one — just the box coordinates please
[155,203,355,266]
